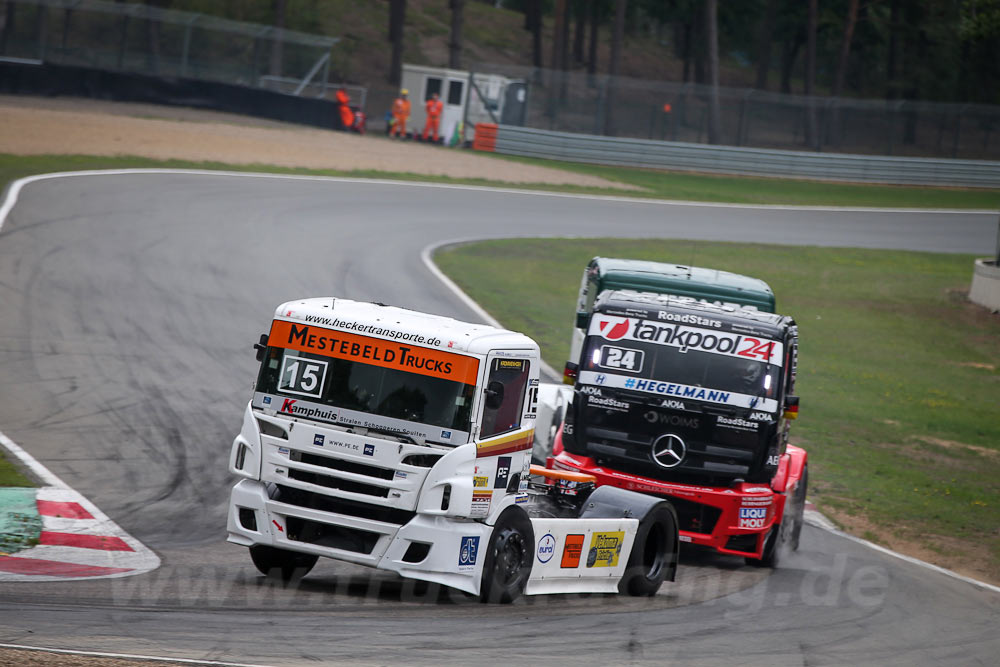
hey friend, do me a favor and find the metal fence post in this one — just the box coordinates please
[995,215,1000,265]
[180,13,199,78]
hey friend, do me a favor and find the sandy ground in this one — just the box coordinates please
[0,95,630,189]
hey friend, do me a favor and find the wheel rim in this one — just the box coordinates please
[496,529,526,586]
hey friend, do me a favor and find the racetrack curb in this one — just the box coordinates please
[0,430,160,582]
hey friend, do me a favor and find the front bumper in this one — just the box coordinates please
[227,479,491,595]
[551,452,788,558]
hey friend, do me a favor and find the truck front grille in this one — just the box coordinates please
[274,484,415,526]
[292,450,394,481]
[287,468,390,498]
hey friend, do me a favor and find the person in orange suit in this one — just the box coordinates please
[423,92,444,143]
[391,89,411,138]
[336,87,354,131]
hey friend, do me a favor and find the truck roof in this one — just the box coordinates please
[596,290,794,338]
[272,297,538,356]
[590,257,775,312]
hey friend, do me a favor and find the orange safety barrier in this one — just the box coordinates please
[473,123,498,152]
[529,464,597,484]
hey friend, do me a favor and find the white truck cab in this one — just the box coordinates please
[227,298,677,602]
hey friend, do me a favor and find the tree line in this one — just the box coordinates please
[387,0,998,110]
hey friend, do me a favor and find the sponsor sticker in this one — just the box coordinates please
[394,470,408,479]
[363,444,375,456]
[263,396,272,405]
[560,534,585,568]
[494,457,511,489]
[459,536,480,569]
[277,447,290,456]
[441,430,452,440]
[514,494,529,504]
[269,320,481,385]
[473,475,490,488]
[578,370,779,412]
[471,490,492,518]
[586,531,625,568]
[739,507,768,529]
[313,434,325,446]
[588,317,783,366]
[536,533,557,564]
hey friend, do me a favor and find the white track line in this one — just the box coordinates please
[1,169,995,225]
[0,431,161,580]
[0,643,276,667]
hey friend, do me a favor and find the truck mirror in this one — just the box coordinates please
[575,311,589,329]
[783,395,799,420]
[563,362,579,385]
[253,333,268,362]
[485,381,505,409]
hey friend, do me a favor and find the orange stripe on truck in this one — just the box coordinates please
[270,320,480,386]
[476,429,534,458]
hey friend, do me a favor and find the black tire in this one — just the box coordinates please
[790,466,808,551]
[619,503,677,596]
[745,525,780,568]
[480,507,534,604]
[249,545,318,582]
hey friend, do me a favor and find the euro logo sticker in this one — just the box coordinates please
[536,533,556,564]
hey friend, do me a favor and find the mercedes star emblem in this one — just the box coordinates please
[652,434,687,468]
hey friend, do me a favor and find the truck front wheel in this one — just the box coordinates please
[619,503,677,596]
[480,507,534,604]
[249,545,319,582]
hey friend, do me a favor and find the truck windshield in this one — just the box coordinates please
[581,334,781,406]
[256,346,477,437]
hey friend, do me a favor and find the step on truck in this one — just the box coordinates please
[227,298,679,602]
[546,258,807,565]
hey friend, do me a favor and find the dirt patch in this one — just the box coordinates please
[0,647,183,666]
[0,95,634,190]
[912,435,1000,461]
[821,505,1000,586]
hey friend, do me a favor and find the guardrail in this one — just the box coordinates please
[476,124,1000,188]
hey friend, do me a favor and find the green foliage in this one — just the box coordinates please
[434,238,1000,577]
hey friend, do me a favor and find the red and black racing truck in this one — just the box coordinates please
[547,259,807,565]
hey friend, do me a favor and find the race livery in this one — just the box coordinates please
[227,298,679,602]
[545,262,808,566]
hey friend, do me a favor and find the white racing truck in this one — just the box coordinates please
[227,298,679,602]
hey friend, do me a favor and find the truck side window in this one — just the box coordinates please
[480,358,530,438]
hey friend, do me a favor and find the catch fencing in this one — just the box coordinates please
[0,0,365,107]
[471,63,1000,162]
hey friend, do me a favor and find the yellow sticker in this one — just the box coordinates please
[586,531,625,568]
[473,475,490,488]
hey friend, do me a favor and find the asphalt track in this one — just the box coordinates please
[0,171,997,666]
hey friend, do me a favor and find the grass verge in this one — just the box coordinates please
[434,238,1000,582]
[2,153,998,210]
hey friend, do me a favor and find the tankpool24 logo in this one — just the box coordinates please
[595,316,630,340]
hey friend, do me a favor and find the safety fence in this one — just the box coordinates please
[470,62,1000,162]
[0,0,363,106]
[473,123,1000,188]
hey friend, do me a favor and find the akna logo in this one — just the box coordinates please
[596,316,630,341]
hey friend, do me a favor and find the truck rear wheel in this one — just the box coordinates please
[480,507,534,604]
[249,545,318,582]
[619,503,676,596]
